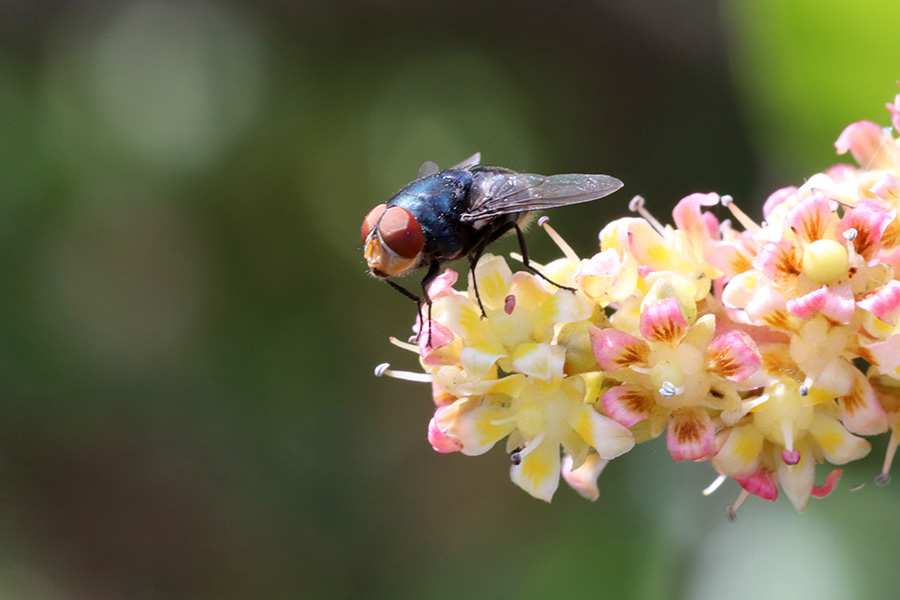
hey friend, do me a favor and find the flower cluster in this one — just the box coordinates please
[376,93,900,515]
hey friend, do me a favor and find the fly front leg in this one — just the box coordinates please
[418,260,442,347]
[512,222,575,292]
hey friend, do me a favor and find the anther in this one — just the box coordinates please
[504,294,516,314]
[659,381,679,398]
[875,473,891,486]
[628,195,665,234]
[799,385,809,397]
[843,228,858,241]
[510,450,523,465]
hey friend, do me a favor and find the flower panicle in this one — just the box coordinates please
[375,92,900,515]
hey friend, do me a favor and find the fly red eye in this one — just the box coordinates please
[361,203,387,243]
[379,206,424,259]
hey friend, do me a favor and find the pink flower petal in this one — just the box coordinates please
[639,298,689,346]
[672,192,721,246]
[810,468,842,498]
[707,330,762,382]
[837,198,896,260]
[427,269,459,298]
[666,407,715,462]
[838,368,888,436]
[601,385,654,428]
[786,286,827,320]
[784,195,834,245]
[753,238,801,288]
[428,407,463,453]
[871,173,900,201]
[762,186,797,219]
[589,326,649,372]
[834,120,887,166]
[887,94,900,134]
[857,280,900,326]
[561,454,609,501]
[419,320,457,366]
[734,469,778,501]
[819,281,856,324]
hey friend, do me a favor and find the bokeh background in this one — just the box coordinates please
[0,0,899,598]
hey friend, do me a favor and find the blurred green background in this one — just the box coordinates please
[0,0,899,598]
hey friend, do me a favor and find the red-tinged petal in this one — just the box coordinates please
[754,238,801,288]
[886,94,900,135]
[819,281,856,324]
[786,286,827,320]
[428,407,463,453]
[589,326,649,372]
[706,241,755,279]
[762,186,797,219]
[707,330,762,382]
[427,269,459,299]
[858,280,900,326]
[785,195,835,245]
[838,368,889,436]
[639,298,689,346]
[871,173,900,202]
[601,385,654,428]
[734,469,778,501]
[861,335,900,374]
[835,120,888,167]
[561,453,608,501]
[810,468,842,498]
[672,192,721,244]
[837,198,896,260]
[775,440,816,512]
[419,320,458,366]
[667,407,716,462]
[431,381,455,407]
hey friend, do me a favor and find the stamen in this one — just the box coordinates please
[490,415,520,426]
[539,217,580,263]
[720,195,761,234]
[798,384,809,397]
[373,363,433,382]
[876,428,897,486]
[726,488,751,522]
[781,422,794,452]
[628,195,665,234]
[510,449,522,465]
[389,336,419,353]
[740,393,769,416]
[703,474,727,496]
[516,431,546,460]
[843,228,858,241]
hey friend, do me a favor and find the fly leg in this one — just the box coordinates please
[417,260,441,347]
[468,245,489,318]
[512,222,575,292]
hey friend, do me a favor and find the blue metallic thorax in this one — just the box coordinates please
[387,169,479,262]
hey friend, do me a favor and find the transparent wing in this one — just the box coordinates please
[461,172,623,221]
[417,161,439,179]
[450,152,481,170]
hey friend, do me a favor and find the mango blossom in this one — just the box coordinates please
[376,91,900,515]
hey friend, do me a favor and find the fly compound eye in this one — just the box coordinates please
[361,203,388,243]
[379,206,424,259]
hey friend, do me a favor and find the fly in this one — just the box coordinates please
[361,153,623,343]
